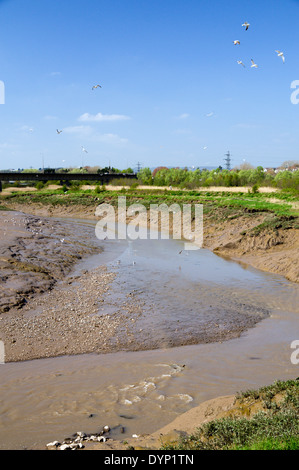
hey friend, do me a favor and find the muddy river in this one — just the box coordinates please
[0,219,298,449]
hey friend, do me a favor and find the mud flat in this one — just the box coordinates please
[0,211,152,362]
[0,211,100,314]
[0,207,279,363]
[0,209,298,450]
[0,211,114,362]
[2,199,298,284]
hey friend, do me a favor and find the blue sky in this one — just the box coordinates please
[0,0,299,171]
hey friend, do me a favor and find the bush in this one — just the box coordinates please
[95,184,106,193]
[162,379,299,451]
[36,182,44,190]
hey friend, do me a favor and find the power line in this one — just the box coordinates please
[224,151,232,170]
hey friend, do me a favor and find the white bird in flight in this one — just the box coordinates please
[275,50,285,63]
[237,60,246,68]
[92,84,102,90]
[81,146,88,153]
[251,59,258,68]
[56,129,63,134]
[233,40,240,45]
[242,22,250,30]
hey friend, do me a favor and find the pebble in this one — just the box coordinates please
[46,424,112,450]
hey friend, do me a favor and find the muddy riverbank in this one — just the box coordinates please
[0,204,298,363]
[0,209,273,363]
[0,211,143,362]
[0,208,298,450]
[2,200,299,284]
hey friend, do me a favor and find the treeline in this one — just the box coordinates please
[18,166,135,175]
[137,166,299,191]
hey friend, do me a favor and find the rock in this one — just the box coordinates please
[59,444,71,451]
[62,437,73,444]
[70,442,84,450]
[46,441,60,450]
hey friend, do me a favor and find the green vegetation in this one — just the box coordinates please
[1,185,298,222]
[137,166,299,193]
[161,379,299,451]
[1,175,298,241]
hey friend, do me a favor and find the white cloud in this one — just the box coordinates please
[176,113,190,119]
[20,125,34,132]
[62,126,128,146]
[79,112,131,122]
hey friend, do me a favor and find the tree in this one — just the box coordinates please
[152,166,168,178]
[137,167,152,184]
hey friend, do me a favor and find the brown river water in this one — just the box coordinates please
[0,219,298,449]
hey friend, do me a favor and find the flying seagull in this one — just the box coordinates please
[242,22,250,30]
[92,84,102,90]
[237,60,246,68]
[56,129,63,134]
[81,146,88,153]
[251,59,258,68]
[275,50,285,63]
[233,40,240,45]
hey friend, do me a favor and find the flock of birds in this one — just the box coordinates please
[235,21,285,69]
[54,21,286,160]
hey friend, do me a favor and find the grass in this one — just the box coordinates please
[0,186,298,230]
[234,436,299,450]
[161,379,299,451]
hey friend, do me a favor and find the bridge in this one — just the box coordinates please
[0,172,137,192]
